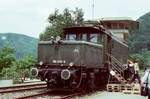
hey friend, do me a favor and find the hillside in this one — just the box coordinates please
[0,33,38,59]
[129,12,150,53]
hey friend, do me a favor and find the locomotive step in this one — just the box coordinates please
[107,83,141,94]
[120,83,140,91]
[122,90,141,95]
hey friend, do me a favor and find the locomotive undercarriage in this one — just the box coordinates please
[35,65,109,91]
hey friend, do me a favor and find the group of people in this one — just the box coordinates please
[124,60,141,84]
[125,60,150,99]
[129,60,141,83]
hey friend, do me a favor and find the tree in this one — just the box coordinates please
[142,51,150,66]
[15,54,36,83]
[40,8,84,41]
[1,54,36,83]
[130,54,145,69]
[0,46,15,73]
[73,8,84,25]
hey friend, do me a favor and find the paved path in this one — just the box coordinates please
[80,92,147,99]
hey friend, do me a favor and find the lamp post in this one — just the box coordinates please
[92,0,95,19]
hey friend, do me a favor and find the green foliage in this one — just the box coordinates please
[129,12,150,53]
[0,33,38,59]
[40,8,84,41]
[138,12,150,33]
[1,54,36,83]
[0,34,38,83]
[13,54,36,83]
[130,54,145,69]
[142,51,150,66]
[0,46,15,73]
[129,12,150,69]
[130,51,150,69]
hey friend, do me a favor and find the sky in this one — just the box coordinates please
[0,0,150,38]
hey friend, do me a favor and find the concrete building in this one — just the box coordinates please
[85,17,139,42]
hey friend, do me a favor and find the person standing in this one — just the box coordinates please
[141,69,150,99]
[133,61,141,83]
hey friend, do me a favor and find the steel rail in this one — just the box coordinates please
[0,83,47,93]
[16,92,49,99]
[57,92,85,99]
[0,82,46,89]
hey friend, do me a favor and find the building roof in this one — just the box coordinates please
[85,17,139,30]
[86,17,134,21]
[98,17,134,21]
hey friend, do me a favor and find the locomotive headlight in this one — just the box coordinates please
[51,36,54,40]
[39,61,43,65]
[69,62,74,66]
[56,36,61,42]
[61,69,71,80]
[31,68,38,77]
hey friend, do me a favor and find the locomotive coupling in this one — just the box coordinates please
[61,69,71,80]
[31,68,38,77]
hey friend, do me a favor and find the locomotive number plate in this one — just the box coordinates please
[52,60,66,64]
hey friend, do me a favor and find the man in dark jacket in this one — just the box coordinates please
[141,69,150,99]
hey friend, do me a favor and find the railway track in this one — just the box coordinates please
[0,82,87,99]
[58,92,84,99]
[16,91,85,99]
[0,82,47,99]
[16,91,49,99]
[0,82,47,93]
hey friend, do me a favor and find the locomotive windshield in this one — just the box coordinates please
[89,34,98,43]
[65,33,102,44]
[66,34,76,40]
[64,26,104,44]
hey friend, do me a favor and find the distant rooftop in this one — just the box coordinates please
[86,17,134,22]
[99,17,133,21]
[85,17,139,30]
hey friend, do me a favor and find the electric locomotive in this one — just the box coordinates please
[31,24,129,91]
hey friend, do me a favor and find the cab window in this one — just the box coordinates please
[66,34,76,40]
[82,34,87,41]
[89,33,102,43]
[89,34,98,43]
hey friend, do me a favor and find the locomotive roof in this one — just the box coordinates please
[63,26,106,34]
[39,40,103,48]
[63,26,128,47]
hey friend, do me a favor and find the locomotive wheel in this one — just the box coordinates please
[80,78,88,92]
[93,74,103,89]
[83,73,97,92]
[88,78,96,91]
[88,72,105,91]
